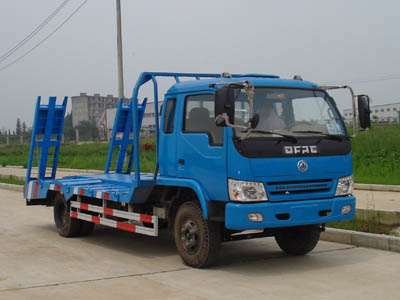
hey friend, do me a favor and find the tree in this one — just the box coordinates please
[16,118,22,135]
[22,121,27,134]
[76,121,98,141]
[63,113,75,141]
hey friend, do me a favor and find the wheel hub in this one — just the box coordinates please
[180,220,200,254]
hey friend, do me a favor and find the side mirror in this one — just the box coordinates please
[357,95,371,129]
[215,87,235,126]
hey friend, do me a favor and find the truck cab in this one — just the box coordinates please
[159,74,354,229]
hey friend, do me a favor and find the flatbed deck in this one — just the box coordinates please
[26,173,156,203]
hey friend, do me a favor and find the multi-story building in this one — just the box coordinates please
[343,102,400,124]
[71,93,120,128]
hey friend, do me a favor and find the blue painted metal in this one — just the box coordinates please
[173,91,228,202]
[225,196,355,230]
[127,72,233,185]
[25,96,67,185]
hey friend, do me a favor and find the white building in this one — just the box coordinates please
[343,102,400,124]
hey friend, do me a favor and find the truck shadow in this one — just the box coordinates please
[37,223,370,275]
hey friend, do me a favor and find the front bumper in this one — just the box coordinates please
[225,196,355,230]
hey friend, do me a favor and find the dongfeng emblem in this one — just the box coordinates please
[297,160,308,172]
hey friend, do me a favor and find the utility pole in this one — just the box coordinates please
[116,0,124,98]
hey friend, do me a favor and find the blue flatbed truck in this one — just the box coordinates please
[24,72,360,268]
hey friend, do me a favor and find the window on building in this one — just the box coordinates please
[163,98,176,134]
[183,94,223,146]
[375,110,378,113]
[381,109,384,112]
[387,108,391,112]
[394,107,397,111]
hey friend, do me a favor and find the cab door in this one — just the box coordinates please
[176,93,227,200]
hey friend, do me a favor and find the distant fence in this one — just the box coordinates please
[0,135,30,145]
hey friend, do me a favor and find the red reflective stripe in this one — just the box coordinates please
[91,216,100,224]
[80,203,89,211]
[33,182,39,199]
[103,192,110,200]
[104,208,113,216]
[79,189,85,196]
[117,222,136,232]
[56,185,61,191]
[23,185,26,194]
[71,211,78,218]
[140,214,153,223]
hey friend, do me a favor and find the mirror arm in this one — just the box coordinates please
[215,113,252,140]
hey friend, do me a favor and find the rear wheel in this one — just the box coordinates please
[53,193,81,237]
[275,226,320,255]
[174,202,221,268]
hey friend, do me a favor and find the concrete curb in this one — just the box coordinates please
[0,182,23,192]
[57,168,100,174]
[356,208,400,226]
[321,227,400,253]
[0,174,25,181]
[354,183,400,192]
[1,166,100,174]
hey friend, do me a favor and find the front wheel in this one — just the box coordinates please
[174,202,221,268]
[275,226,321,255]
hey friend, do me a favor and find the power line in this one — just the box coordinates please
[0,0,70,63]
[0,0,89,72]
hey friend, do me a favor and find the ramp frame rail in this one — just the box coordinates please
[105,98,147,174]
[25,96,67,185]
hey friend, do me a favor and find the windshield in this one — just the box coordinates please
[234,87,346,138]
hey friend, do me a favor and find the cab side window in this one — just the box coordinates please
[163,98,176,134]
[183,94,223,146]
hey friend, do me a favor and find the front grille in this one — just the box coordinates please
[266,179,334,201]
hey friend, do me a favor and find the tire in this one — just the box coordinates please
[275,226,320,255]
[53,193,81,237]
[174,202,221,268]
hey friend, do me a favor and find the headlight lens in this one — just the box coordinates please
[335,175,353,196]
[228,179,268,202]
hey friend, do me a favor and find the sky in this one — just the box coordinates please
[0,0,399,131]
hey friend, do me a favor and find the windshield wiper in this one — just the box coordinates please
[292,130,345,141]
[241,130,297,143]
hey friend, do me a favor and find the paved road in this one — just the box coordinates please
[1,189,400,300]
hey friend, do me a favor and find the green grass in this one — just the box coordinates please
[0,138,157,173]
[0,124,399,185]
[0,175,25,186]
[351,124,400,185]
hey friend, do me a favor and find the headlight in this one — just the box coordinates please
[335,175,353,196]
[228,179,268,202]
